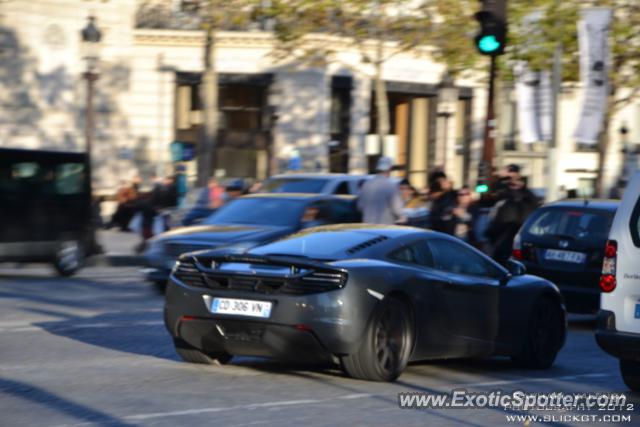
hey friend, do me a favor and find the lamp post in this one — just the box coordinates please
[80,16,102,187]
[437,72,458,176]
[267,82,283,175]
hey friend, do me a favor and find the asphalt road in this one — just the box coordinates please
[0,265,638,427]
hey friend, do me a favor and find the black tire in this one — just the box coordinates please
[53,240,85,277]
[342,297,413,382]
[512,296,565,369]
[173,338,232,365]
[153,280,167,294]
[620,360,640,391]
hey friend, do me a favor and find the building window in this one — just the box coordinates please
[576,142,599,152]
[218,84,264,131]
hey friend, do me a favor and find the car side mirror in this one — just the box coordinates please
[506,259,526,276]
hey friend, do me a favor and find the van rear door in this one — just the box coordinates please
[601,171,640,334]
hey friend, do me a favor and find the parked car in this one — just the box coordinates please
[169,179,253,228]
[165,224,566,382]
[596,171,640,391]
[512,199,619,313]
[0,148,97,276]
[143,193,360,287]
[260,173,369,195]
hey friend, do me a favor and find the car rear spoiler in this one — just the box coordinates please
[181,253,346,281]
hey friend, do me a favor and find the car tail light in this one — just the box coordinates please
[512,233,523,260]
[600,240,617,293]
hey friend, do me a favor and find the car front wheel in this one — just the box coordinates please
[342,297,413,382]
[173,338,232,365]
[53,240,84,277]
[620,360,640,391]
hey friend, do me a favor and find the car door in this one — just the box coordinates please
[426,238,504,353]
[386,240,458,359]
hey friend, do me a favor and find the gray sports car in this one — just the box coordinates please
[164,224,566,382]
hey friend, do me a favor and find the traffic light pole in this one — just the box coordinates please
[480,55,497,179]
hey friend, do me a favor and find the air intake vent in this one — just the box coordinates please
[345,235,389,254]
[173,260,206,288]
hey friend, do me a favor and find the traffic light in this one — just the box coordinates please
[474,0,507,56]
[476,160,492,194]
[476,182,490,194]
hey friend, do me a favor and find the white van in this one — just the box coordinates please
[596,171,640,391]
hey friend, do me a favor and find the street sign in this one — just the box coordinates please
[170,141,196,162]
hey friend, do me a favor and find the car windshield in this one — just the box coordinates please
[203,198,306,226]
[251,230,379,259]
[525,208,613,242]
[261,178,329,193]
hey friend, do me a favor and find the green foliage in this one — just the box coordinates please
[263,0,640,108]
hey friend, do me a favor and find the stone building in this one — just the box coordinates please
[0,0,636,197]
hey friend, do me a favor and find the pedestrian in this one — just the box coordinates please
[108,180,138,231]
[485,176,539,264]
[399,178,428,227]
[357,156,406,225]
[428,174,457,233]
[224,179,246,202]
[208,177,225,209]
[439,186,475,242]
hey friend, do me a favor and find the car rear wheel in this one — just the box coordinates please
[173,338,232,365]
[512,296,565,369]
[620,360,640,391]
[341,297,413,382]
[53,240,84,277]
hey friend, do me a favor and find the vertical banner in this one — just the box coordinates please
[514,62,542,144]
[573,8,612,145]
[513,11,553,145]
[538,70,553,142]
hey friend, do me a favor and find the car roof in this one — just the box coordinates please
[239,193,355,201]
[300,223,436,238]
[267,173,368,181]
[543,199,619,212]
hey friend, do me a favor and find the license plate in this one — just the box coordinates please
[545,249,586,264]
[211,298,272,318]
[635,304,640,319]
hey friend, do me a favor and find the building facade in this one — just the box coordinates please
[0,0,636,197]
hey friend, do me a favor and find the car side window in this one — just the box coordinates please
[327,200,360,223]
[334,181,350,195]
[387,240,435,268]
[631,196,640,248]
[427,238,503,279]
[388,246,417,264]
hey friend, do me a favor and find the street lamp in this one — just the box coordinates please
[80,15,102,184]
[437,72,458,176]
[267,82,283,175]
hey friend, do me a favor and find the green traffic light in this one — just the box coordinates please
[476,183,489,193]
[477,35,501,53]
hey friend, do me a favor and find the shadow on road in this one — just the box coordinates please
[0,377,138,427]
[35,310,178,362]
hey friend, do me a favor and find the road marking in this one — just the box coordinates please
[0,320,164,333]
[463,373,608,387]
[52,393,374,427]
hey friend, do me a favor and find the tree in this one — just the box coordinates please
[265,0,441,158]
[197,0,257,186]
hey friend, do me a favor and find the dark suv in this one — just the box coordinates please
[512,199,619,313]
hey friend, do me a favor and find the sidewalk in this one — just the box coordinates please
[89,229,144,267]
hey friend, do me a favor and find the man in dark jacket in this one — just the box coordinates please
[485,177,539,264]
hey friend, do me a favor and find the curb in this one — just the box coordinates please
[87,254,145,267]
